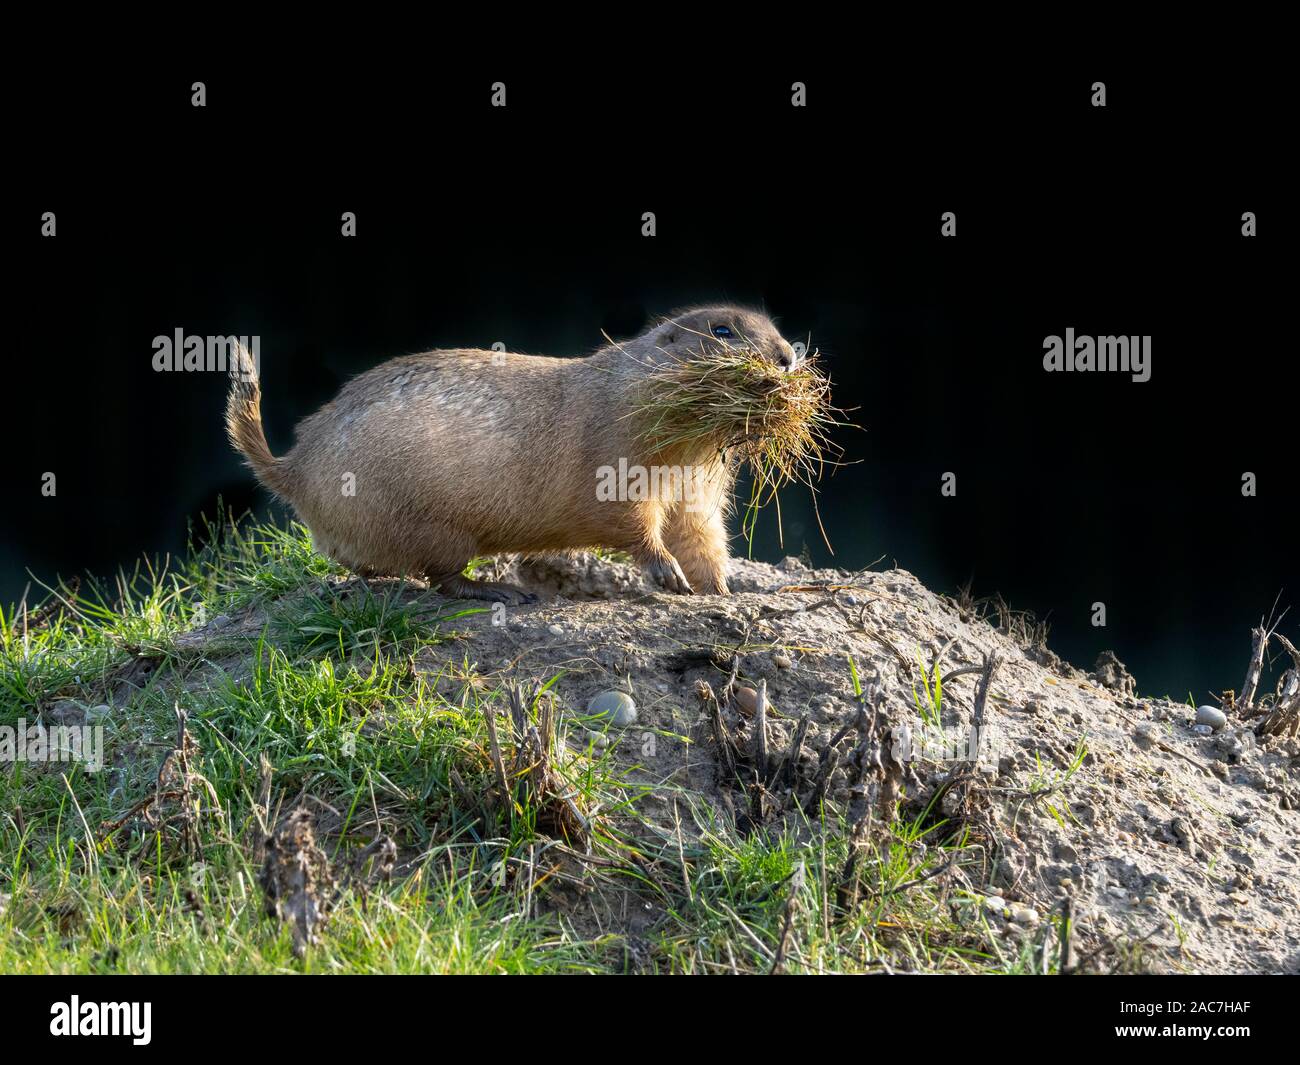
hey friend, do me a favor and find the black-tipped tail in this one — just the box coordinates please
[225,340,288,496]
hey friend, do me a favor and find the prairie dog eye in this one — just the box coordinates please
[711,325,734,339]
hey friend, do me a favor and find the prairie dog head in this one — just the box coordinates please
[629,305,802,371]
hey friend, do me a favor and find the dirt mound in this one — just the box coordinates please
[420,552,1300,974]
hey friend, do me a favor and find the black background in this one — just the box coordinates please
[12,54,1295,699]
[0,970,1286,1047]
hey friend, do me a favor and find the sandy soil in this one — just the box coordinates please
[403,551,1300,974]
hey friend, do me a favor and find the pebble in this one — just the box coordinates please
[1010,905,1039,927]
[983,896,1007,913]
[547,624,565,638]
[773,653,793,670]
[1192,724,1214,737]
[734,686,766,715]
[583,729,610,751]
[1132,722,1161,749]
[587,690,638,727]
[1196,705,1228,731]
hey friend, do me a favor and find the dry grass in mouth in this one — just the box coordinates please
[632,347,846,549]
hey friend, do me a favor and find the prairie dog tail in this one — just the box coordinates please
[225,340,289,496]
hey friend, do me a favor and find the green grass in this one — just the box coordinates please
[650,799,1037,974]
[0,514,1049,973]
[911,647,945,731]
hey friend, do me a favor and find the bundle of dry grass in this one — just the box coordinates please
[633,347,844,546]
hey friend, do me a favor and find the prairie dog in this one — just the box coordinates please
[226,306,800,602]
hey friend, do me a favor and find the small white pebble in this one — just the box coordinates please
[1010,905,1039,927]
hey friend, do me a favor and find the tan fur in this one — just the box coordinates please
[225,307,799,602]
